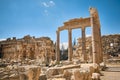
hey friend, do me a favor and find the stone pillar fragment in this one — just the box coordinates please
[68,28,73,61]
[81,27,87,62]
[90,7,103,64]
[56,30,60,62]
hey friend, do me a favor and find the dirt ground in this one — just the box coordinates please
[101,64,120,80]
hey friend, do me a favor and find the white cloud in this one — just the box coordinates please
[49,1,55,6]
[60,42,68,50]
[41,1,55,16]
[0,39,6,41]
[41,1,55,8]
[42,2,49,7]
[86,34,91,37]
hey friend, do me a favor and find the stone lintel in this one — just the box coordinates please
[64,17,91,27]
[57,17,91,32]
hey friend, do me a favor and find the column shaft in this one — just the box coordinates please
[90,8,103,64]
[98,28,103,62]
[91,17,99,64]
[82,27,87,62]
[68,29,72,61]
[56,31,60,61]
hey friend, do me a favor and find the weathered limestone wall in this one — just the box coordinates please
[102,34,120,58]
[76,34,120,61]
[75,37,92,62]
[0,35,55,63]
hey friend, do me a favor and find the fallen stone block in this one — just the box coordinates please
[91,73,100,80]
[46,67,64,78]
[39,74,47,80]
[63,70,72,80]
[27,67,41,80]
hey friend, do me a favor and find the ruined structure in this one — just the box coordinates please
[0,7,116,80]
[76,34,120,60]
[56,7,103,64]
[75,37,92,62]
[0,35,55,64]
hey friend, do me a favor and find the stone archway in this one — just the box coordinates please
[56,7,103,64]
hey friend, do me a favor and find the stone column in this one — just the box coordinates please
[91,16,98,64]
[91,17,100,64]
[98,27,103,63]
[90,8,103,64]
[68,28,72,61]
[81,27,87,62]
[56,30,60,62]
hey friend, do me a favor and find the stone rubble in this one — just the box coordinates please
[76,34,120,62]
[0,35,55,66]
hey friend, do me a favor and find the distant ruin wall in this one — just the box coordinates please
[0,35,55,63]
[76,34,120,58]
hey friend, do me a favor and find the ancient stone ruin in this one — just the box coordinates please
[0,35,55,64]
[1,7,119,80]
[76,34,120,61]
[56,7,103,64]
[76,34,120,62]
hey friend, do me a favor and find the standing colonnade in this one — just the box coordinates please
[56,8,103,64]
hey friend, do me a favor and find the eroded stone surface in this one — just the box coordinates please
[0,35,55,65]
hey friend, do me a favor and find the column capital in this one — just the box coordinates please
[56,30,60,34]
[68,26,72,30]
[81,27,86,31]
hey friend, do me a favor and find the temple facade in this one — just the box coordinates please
[56,7,103,64]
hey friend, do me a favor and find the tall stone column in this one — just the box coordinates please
[98,27,103,63]
[90,8,103,64]
[68,28,72,61]
[81,27,87,62]
[91,16,99,64]
[56,30,60,62]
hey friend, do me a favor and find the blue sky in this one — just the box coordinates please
[0,0,120,43]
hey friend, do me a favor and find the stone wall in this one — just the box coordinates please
[75,34,120,61]
[0,35,55,63]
